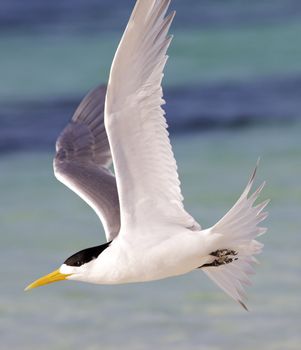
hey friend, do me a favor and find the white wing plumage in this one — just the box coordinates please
[105,0,200,232]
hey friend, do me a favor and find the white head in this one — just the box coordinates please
[25,242,111,291]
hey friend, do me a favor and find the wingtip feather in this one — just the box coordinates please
[239,300,249,312]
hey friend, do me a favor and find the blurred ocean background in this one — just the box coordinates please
[1,0,300,349]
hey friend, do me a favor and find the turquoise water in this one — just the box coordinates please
[2,19,301,104]
[1,1,301,348]
[1,122,300,350]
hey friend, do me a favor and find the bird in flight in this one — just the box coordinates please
[25,0,269,310]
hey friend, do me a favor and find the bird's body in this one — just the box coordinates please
[26,0,268,310]
[62,228,213,285]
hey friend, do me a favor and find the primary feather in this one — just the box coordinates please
[30,0,269,312]
[54,86,120,241]
[105,0,200,233]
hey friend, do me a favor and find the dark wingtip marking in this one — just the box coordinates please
[249,158,260,184]
[239,300,249,312]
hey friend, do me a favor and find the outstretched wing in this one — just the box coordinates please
[105,0,200,234]
[54,86,120,242]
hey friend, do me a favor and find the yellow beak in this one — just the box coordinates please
[24,269,71,291]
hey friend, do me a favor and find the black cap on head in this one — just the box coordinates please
[64,242,111,267]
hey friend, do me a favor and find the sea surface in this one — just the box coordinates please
[2,0,301,152]
[1,0,301,349]
[1,122,301,350]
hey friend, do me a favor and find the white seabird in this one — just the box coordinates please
[25,0,269,310]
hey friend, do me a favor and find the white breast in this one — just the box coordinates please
[76,228,213,285]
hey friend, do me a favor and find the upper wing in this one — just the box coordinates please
[54,86,120,242]
[105,0,200,233]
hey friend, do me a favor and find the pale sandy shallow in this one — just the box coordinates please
[0,122,300,350]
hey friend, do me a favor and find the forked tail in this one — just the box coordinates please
[202,162,269,310]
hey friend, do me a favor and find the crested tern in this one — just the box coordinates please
[25,0,269,310]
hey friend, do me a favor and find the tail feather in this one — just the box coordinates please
[202,162,269,310]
